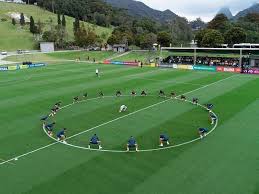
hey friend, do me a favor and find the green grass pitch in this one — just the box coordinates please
[0,61,259,194]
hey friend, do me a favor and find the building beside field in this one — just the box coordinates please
[40,42,55,53]
[113,44,128,53]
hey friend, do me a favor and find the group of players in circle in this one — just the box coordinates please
[41,90,217,152]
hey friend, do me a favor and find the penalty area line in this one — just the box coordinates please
[0,74,235,165]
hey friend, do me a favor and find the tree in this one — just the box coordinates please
[73,17,80,34]
[42,31,57,42]
[42,23,68,48]
[139,33,157,49]
[12,18,16,26]
[22,0,37,4]
[87,28,98,46]
[20,13,25,26]
[35,19,44,35]
[62,14,66,27]
[107,34,118,45]
[246,31,259,43]
[94,12,108,27]
[241,13,259,24]
[57,12,61,25]
[224,27,246,46]
[207,14,230,33]
[157,31,171,47]
[190,18,206,30]
[235,13,259,44]
[195,29,210,47]
[56,24,68,48]
[74,24,97,47]
[30,16,36,34]
[134,18,158,33]
[201,30,224,47]
[169,17,193,46]
[33,19,44,41]
[107,27,134,46]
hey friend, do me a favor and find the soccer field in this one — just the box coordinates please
[0,62,258,194]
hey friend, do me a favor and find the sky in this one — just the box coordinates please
[138,0,259,21]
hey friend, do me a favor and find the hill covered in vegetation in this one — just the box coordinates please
[0,1,112,51]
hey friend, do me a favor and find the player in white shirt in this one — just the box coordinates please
[96,69,99,77]
[119,105,127,113]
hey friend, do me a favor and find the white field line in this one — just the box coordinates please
[0,144,57,165]
[0,158,15,165]
[137,78,205,86]
[0,74,235,165]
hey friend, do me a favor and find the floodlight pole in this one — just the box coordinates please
[159,47,163,66]
[239,49,243,68]
[194,48,197,66]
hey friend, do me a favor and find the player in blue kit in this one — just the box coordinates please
[210,113,217,125]
[198,128,208,139]
[40,115,49,123]
[44,122,56,136]
[159,134,170,147]
[206,103,214,112]
[57,128,67,143]
[88,134,102,149]
[127,136,139,152]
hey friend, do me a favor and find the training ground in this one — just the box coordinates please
[0,57,259,194]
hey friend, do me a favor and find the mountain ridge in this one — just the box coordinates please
[234,3,259,19]
[104,0,179,23]
[217,7,233,19]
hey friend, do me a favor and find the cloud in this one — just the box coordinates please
[137,0,259,21]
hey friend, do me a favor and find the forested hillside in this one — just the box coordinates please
[32,0,193,48]
[195,13,259,47]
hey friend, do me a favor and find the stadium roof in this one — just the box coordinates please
[161,47,259,51]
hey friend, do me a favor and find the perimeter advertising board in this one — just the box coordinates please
[216,67,241,73]
[193,65,216,72]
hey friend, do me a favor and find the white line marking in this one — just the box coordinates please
[0,74,234,165]
[183,74,237,96]
[137,78,205,86]
[0,158,15,165]
[0,143,58,165]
